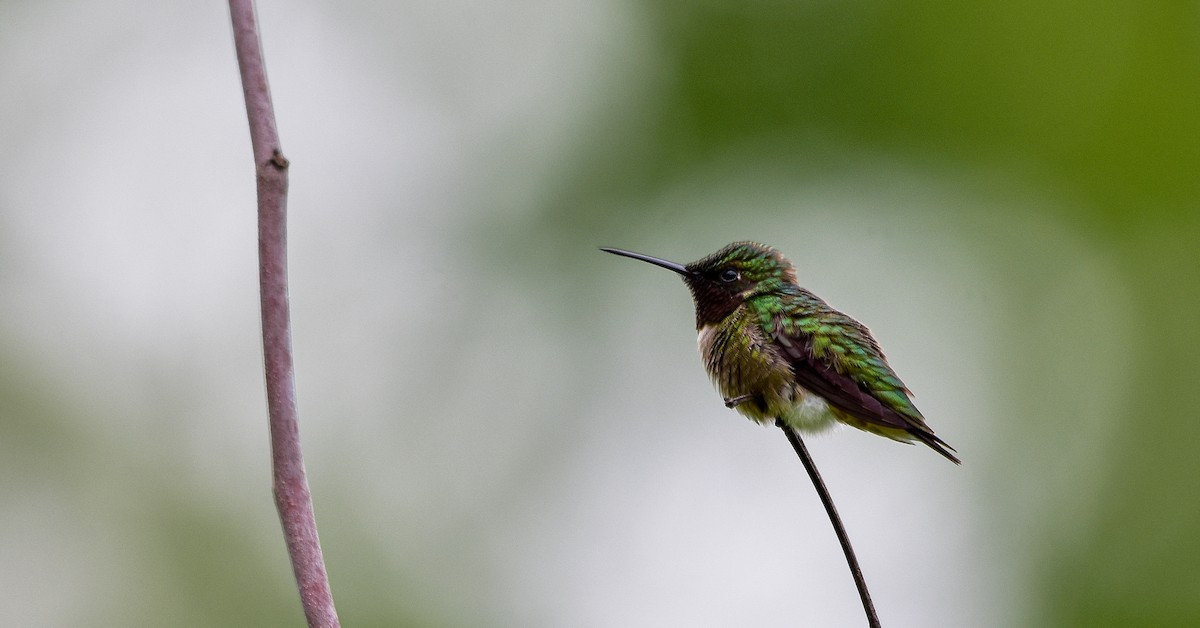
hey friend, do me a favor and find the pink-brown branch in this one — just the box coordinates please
[228,1,340,625]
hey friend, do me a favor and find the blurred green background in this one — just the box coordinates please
[2,1,1197,626]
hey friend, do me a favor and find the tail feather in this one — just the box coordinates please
[910,429,961,465]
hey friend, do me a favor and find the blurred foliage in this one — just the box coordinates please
[556,1,1200,223]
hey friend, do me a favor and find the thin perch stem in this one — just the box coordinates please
[229,1,340,626]
[776,420,880,628]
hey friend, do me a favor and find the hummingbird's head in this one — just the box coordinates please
[601,241,798,328]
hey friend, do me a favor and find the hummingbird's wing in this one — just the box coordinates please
[771,308,960,464]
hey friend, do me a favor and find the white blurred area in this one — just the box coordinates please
[0,2,1131,627]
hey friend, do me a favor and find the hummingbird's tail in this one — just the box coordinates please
[910,429,961,465]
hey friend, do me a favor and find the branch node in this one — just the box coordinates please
[271,149,290,169]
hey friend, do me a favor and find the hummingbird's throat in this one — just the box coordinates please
[686,281,744,328]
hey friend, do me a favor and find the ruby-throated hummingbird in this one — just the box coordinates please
[602,241,959,464]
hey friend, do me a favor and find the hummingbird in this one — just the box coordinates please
[602,241,959,464]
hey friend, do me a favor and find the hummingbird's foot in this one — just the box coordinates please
[724,394,755,409]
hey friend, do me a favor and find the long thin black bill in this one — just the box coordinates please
[600,247,690,276]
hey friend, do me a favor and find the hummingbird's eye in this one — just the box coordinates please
[718,268,740,282]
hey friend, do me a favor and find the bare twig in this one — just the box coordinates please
[229,1,340,626]
[777,420,880,628]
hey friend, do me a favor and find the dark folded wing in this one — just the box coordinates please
[772,313,960,463]
[771,314,927,434]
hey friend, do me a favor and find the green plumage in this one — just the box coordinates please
[604,241,959,464]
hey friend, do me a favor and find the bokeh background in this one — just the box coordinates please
[3,1,1198,626]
